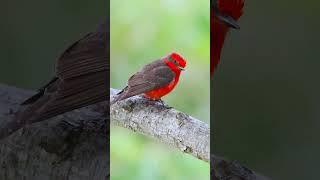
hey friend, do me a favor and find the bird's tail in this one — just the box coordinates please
[21,77,58,105]
[110,87,127,105]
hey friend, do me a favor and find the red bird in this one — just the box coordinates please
[111,52,186,104]
[211,0,244,76]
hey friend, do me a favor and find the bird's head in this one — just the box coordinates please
[212,0,244,29]
[165,52,187,72]
[211,0,244,76]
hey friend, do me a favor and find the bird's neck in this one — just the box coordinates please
[211,16,229,76]
[164,59,182,76]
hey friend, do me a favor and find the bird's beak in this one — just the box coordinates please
[179,66,185,71]
[217,14,240,29]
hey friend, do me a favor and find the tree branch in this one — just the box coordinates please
[110,88,210,162]
[211,155,272,180]
[0,84,270,180]
[0,84,108,180]
[110,88,271,179]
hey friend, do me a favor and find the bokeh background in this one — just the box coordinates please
[0,0,106,88]
[110,0,210,180]
[213,0,320,179]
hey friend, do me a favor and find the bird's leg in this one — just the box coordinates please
[142,96,172,109]
[155,99,172,109]
[143,97,158,106]
[155,99,165,106]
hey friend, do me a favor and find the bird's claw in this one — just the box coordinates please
[155,99,172,109]
[155,99,165,105]
[144,98,172,109]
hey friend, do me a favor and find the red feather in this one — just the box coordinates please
[211,0,245,76]
[144,52,186,100]
[217,0,244,20]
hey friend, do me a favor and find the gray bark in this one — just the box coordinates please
[111,88,272,180]
[0,84,108,180]
[0,84,270,180]
[212,155,272,180]
[110,88,210,162]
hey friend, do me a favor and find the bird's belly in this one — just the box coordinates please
[144,79,177,100]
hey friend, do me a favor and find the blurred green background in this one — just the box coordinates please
[213,0,320,179]
[110,0,210,180]
[0,0,106,88]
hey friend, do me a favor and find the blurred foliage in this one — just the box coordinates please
[111,0,209,179]
[0,0,106,89]
[111,127,209,180]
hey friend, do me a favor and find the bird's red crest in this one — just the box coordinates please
[217,0,244,20]
[169,52,187,68]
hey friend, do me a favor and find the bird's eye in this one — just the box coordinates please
[168,56,178,65]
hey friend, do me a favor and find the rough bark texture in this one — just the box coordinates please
[110,88,210,162]
[111,88,271,180]
[211,155,272,180]
[0,84,270,180]
[0,84,109,180]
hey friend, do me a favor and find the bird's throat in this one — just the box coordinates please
[164,59,182,75]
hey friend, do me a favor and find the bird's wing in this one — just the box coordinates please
[54,21,108,98]
[18,21,109,123]
[113,61,175,102]
[56,22,108,79]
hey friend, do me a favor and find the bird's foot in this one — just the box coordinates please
[155,99,172,109]
[142,96,172,109]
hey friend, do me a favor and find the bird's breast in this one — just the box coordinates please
[144,76,179,100]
